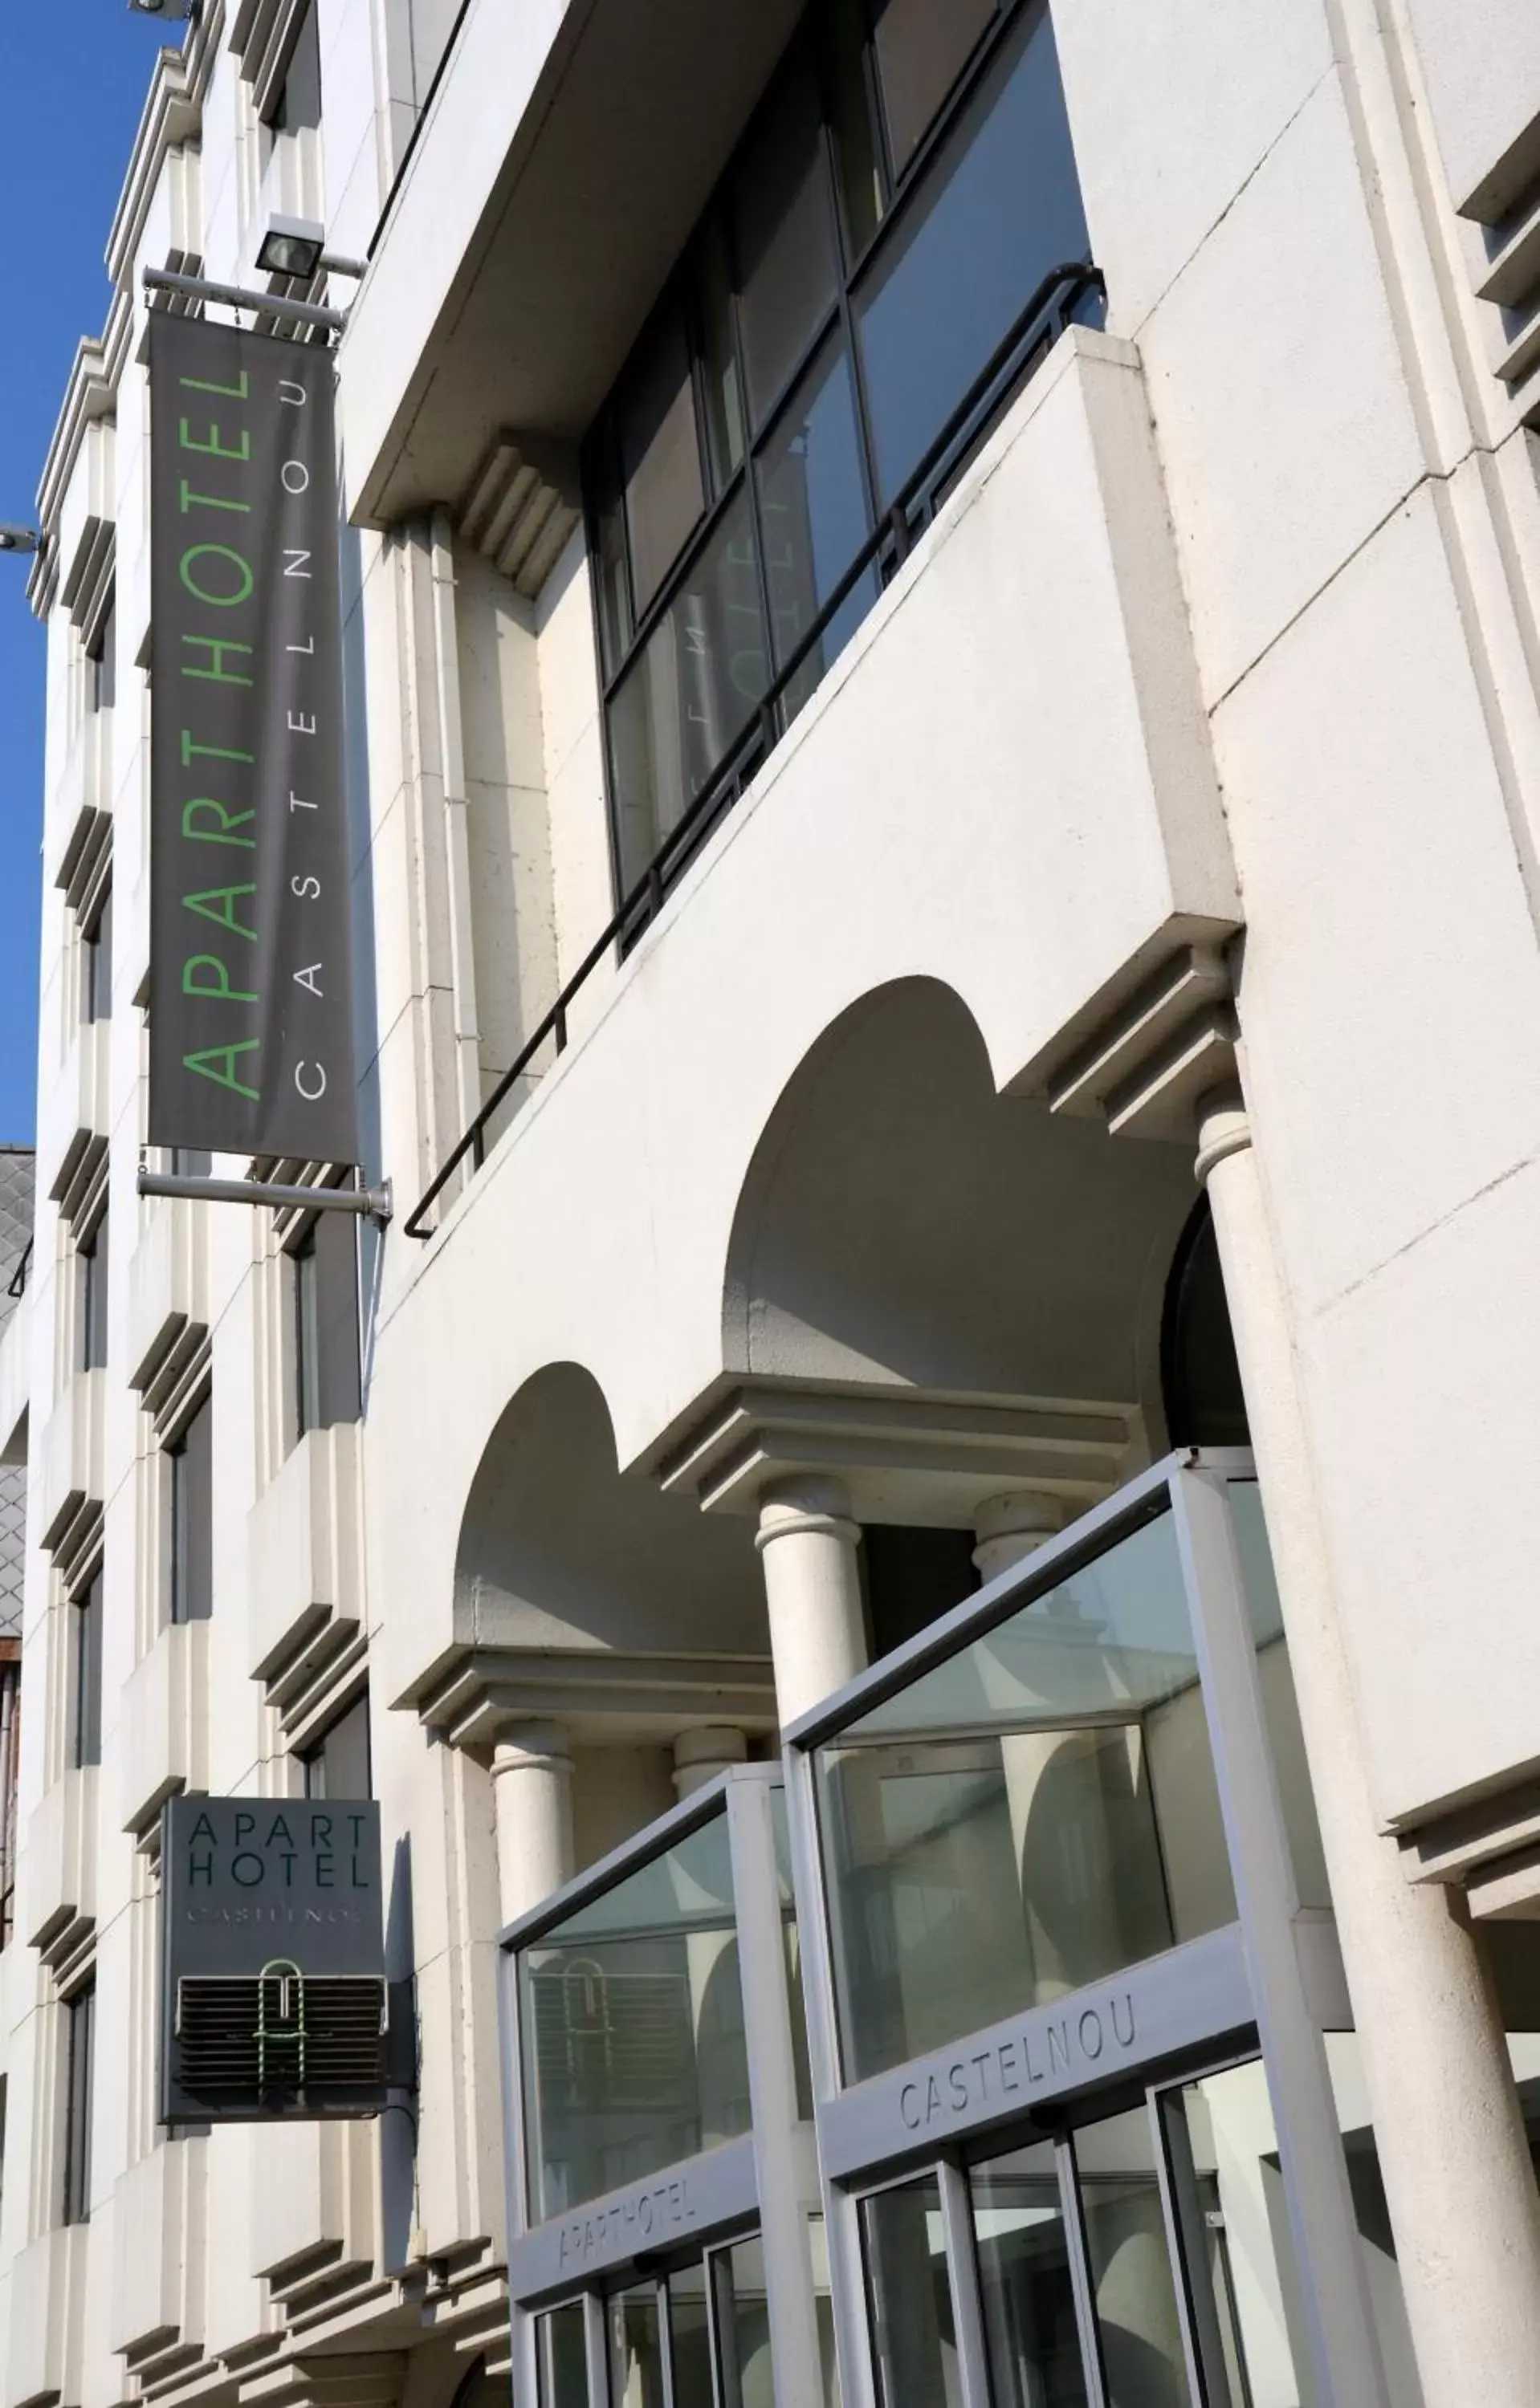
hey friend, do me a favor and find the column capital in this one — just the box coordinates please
[673,1726,749,1797]
[754,1474,861,1554]
[1194,1083,1253,1189]
[491,1718,572,1779]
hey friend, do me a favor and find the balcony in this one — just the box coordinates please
[128,1194,210,1420]
[340,0,802,523]
[6,2226,89,2408]
[47,1015,109,1230]
[24,1765,97,1967]
[120,1621,208,1839]
[402,320,1238,1239]
[247,1425,365,1722]
[38,1369,105,1576]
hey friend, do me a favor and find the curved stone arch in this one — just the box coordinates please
[719,974,1196,1425]
[452,1358,767,1663]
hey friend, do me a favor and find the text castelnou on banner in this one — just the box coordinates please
[149,315,356,1163]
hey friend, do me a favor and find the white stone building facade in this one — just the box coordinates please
[6,2,1540,2406]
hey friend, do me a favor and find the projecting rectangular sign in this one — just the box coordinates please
[160,1792,387,2125]
[149,314,356,1163]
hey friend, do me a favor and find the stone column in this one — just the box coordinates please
[1197,1086,1540,2408]
[755,1475,867,1726]
[672,1726,748,1799]
[491,1719,574,1927]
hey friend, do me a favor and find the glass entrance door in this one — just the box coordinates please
[862,2056,1314,2408]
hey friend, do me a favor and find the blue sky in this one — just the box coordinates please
[0,6,171,1140]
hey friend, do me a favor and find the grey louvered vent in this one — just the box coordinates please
[175,1972,387,2114]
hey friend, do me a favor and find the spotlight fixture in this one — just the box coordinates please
[256,216,327,281]
[127,0,200,19]
[0,527,40,555]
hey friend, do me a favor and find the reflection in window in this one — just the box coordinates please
[1159,2062,1309,2407]
[972,2141,1086,2408]
[607,493,769,895]
[874,0,996,174]
[587,0,1094,916]
[856,2,1093,505]
[713,2236,776,2408]
[667,2263,716,2408]
[861,2178,962,2408]
[82,885,112,1026]
[609,2284,665,2408]
[816,1507,1236,2083]
[520,1809,750,2219]
[535,2302,588,2408]
[1075,2105,1189,2407]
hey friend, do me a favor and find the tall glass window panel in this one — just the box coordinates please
[699,222,746,493]
[822,0,886,260]
[1074,2105,1189,2408]
[621,300,707,618]
[72,1570,104,1771]
[293,1228,321,1442]
[668,2264,716,2408]
[62,1980,95,2225]
[1159,2063,1310,2408]
[756,333,876,723]
[873,0,998,177]
[170,1397,214,1625]
[303,1689,372,1799]
[80,1211,108,1374]
[972,2141,1087,2408]
[731,54,841,426]
[607,494,769,895]
[592,428,634,679]
[860,2178,962,2408]
[816,1507,1235,2085]
[809,2215,842,2408]
[520,1808,749,2219]
[535,2301,589,2408]
[609,2284,666,2408]
[855,2,1093,507]
[83,886,112,1025]
[712,2235,775,2408]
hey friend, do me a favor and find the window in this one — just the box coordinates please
[169,1397,213,1625]
[61,1981,94,2225]
[71,1569,103,1770]
[79,1210,108,1374]
[289,1212,361,1447]
[82,885,112,1026]
[301,1689,372,1800]
[85,602,115,718]
[269,0,320,134]
[588,0,1096,909]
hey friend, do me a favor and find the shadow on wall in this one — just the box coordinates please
[723,976,1199,1408]
[454,1362,768,1657]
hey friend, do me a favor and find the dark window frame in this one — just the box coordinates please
[70,1567,104,1771]
[286,1210,361,1450]
[300,1686,373,1800]
[78,1206,108,1376]
[81,882,112,1027]
[62,1979,95,2226]
[169,1394,214,1626]
[584,0,1096,921]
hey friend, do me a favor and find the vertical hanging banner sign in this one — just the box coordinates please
[149,315,356,1162]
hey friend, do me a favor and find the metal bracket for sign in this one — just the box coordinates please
[142,266,348,336]
[136,1165,393,1222]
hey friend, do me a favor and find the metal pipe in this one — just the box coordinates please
[142,267,348,334]
[136,1167,392,1219]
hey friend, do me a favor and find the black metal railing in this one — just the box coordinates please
[404,262,1105,1239]
[6,1239,31,1301]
